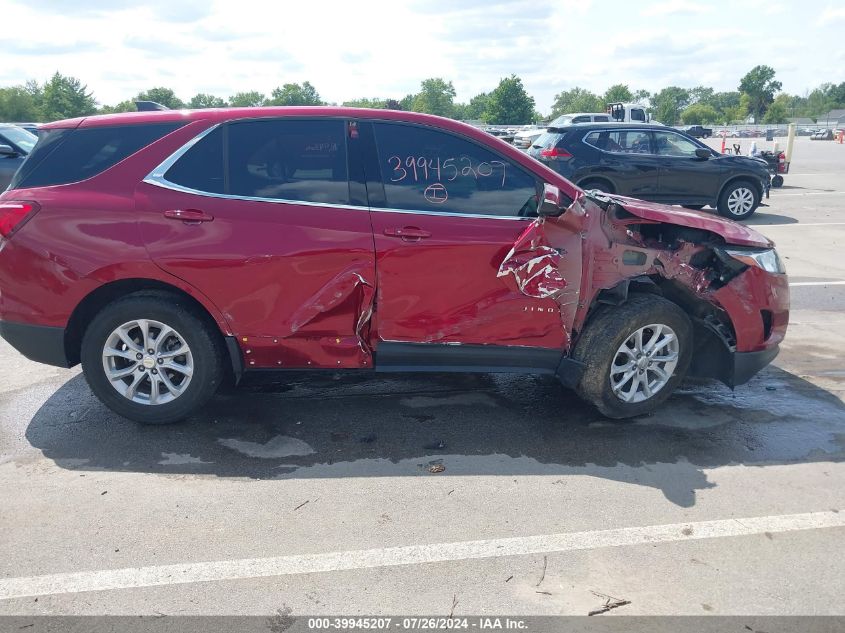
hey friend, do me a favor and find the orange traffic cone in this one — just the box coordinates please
[721,136,726,153]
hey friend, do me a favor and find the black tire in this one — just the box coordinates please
[571,294,692,419]
[81,291,225,424]
[579,179,614,194]
[771,175,784,188]
[717,179,760,220]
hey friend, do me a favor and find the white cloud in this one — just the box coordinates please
[642,0,713,16]
[0,0,839,114]
[818,6,845,24]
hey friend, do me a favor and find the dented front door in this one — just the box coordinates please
[363,121,582,350]
[138,118,376,369]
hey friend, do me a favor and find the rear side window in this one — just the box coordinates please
[227,119,349,204]
[594,115,610,122]
[164,127,225,194]
[584,130,651,154]
[372,122,538,218]
[630,109,646,122]
[10,123,183,190]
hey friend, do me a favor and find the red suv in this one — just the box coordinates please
[0,107,789,423]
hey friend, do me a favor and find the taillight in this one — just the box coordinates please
[0,201,40,238]
[540,147,572,159]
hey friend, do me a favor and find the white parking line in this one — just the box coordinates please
[789,281,845,287]
[0,511,842,600]
[772,191,845,197]
[754,222,845,227]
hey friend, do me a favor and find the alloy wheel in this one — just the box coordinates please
[101,319,194,405]
[609,324,679,403]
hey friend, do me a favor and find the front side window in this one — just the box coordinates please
[630,109,646,122]
[228,119,349,204]
[584,130,652,154]
[653,130,700,157]
[0,127,37,153]
[372,122,538,217]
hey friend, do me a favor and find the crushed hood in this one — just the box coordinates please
[607,195,773,248]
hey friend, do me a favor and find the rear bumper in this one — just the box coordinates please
[0,320,70,367]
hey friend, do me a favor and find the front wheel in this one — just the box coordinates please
[81,292,225,424]
[571,295,692,419]
[771,175,784,188]
[717,180,760,220]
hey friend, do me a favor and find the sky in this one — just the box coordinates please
[3,0,844,113]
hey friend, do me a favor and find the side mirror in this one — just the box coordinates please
[0,144,17,157]
[538,183,565,217]
[694,148,711,159]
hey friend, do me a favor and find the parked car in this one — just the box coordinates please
[0,124,37,190]
[528,122,770,219]
[681,125,712,138]
[0,107,788,423]
[547,112,612,127]
[512,127,545,150]
[811,129,834,140]
[11,122,40,135]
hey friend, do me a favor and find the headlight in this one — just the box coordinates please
[724,248,786,274]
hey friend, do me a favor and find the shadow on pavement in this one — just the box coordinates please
[746,212,798,225]
[24,366,845,507]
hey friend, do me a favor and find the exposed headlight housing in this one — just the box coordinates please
[724,248,786,274]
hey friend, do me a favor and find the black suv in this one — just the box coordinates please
[529,123,770,220]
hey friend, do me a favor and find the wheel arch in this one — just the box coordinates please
[576,175,616,194]
[578,276,739,385]
[717,174,763,201]
[65,278,241,381]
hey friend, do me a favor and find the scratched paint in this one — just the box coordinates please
[497,219,569,299]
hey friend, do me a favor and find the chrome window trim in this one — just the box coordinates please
[143,121,536,221]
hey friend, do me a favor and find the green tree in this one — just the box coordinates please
[411,78,456,117]
[267,82,323,106]
[98,100,137,114]
[464,93,490,120]
[399,94,416,111]
[688,85,715,106]
[40,72,97,121]
[633,89,651,104]
[228,91,266,107]
[134,87,184,109]
[710,91,741,122]
[651,86,690,124]
[550,87,603,118]
[483,75,535,125]
[189,93,226,109]
[0,85,41,121]
[342,97,387,108]
[603,84,633,104]
[739,65,782,122]
[762,93,789,124]
[681,103,719,125]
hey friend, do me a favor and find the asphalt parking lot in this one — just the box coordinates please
[0,136,843,617]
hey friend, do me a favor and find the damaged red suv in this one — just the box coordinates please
[0,108,789,422]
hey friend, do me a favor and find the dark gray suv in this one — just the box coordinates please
[0,125,37,190]
[529,122,771,220]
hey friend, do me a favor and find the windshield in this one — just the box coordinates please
[0,126,37,154]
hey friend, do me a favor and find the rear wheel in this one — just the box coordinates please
[81,292,224,424]
[771,175,784,188]
[571,295,692,419]
[717,179,760,220]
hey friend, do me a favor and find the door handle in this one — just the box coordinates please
[383,226,431,241]
[163,208,214,224]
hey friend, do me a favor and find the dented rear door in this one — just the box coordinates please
[138,117,377,369]
[362,121,581,352]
